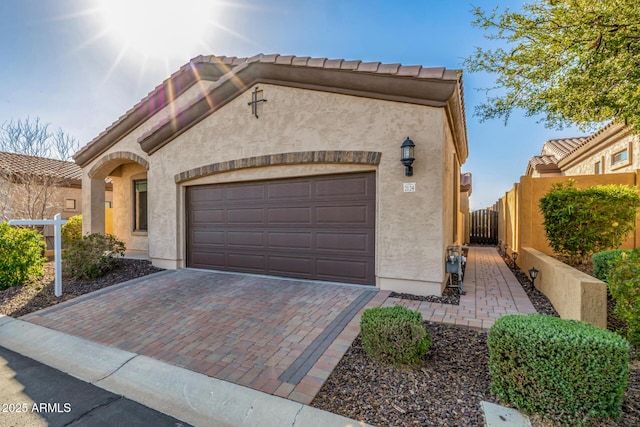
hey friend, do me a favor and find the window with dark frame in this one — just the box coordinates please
[133,179,148,232]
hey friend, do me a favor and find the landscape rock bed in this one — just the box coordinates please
[0,259,162,318]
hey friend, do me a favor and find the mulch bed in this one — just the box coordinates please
[0,258,163,318]
[2,250,638,425]
[312,247,640,427]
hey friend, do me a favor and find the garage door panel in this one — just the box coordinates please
[190,251,226,268]
[316,232,370,252]
[192,231,225,245]
[268,181,311,199]
[316,205,369,224]
[316,258,369,281]
[226,184,265,201]
[227,208,264,224]
[267,207,312,224]
[268,232,312,249]
[187,172,375,285]
[315,175,371,198]
[269,256,313,275]
[192,209,224,224]
[227,231,264,247]
[227,253,265,270]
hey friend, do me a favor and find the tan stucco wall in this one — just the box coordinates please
[520,247,607,328]
[82,83,463,295]
[165,84,456,294]
[563,132,639,176]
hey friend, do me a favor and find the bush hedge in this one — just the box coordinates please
[488,314,629,426]
[61,215,82,245]
[0,222,46,289]
[63,233,125,280]
[607,249,640,347]
[360,305,431,366]
[591,249,630,282]
[539,182,640,265]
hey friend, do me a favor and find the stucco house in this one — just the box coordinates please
[525,122,639,177]
[73,54,468,296]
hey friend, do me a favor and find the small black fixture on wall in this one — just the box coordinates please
[400,137,415,176]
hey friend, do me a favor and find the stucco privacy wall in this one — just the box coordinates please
[520,247,606,328]
[147,84,451,294]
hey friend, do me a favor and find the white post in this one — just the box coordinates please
[53,213,63,297]
[9,213,67,297]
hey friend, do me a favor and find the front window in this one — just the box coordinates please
[594,161,601,174]
[612,149,628,166]
[133,179,148,231]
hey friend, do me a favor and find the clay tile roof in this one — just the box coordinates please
[0,151,81,181]
[541,137,587,159]
[530,155,558,166]
[74,52,467,167]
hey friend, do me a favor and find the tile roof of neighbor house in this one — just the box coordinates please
[0,151,81,181]
[525,136,588,175]
[74,53,468,167]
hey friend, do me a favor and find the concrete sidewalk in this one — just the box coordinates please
[0,345,190,427]
[0,315,368,427]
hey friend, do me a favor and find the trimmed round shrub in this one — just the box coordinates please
[63,233,125,280]
[0,222,46,289]
[61,215,82,245]
[488,314,629,426]
[360,305,431,366]
[607,249,640,347]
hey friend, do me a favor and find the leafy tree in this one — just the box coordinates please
[539,181,640,265]
[465,0,640,132]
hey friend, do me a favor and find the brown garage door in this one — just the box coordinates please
[186,172,375,285]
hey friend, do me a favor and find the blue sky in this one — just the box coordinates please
[0,0,586,209]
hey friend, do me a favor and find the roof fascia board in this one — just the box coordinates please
[73,61,228,167]
[139,62,463,156]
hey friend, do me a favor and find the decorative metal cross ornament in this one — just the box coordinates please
[248,86,267,118]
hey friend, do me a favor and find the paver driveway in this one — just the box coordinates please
[22,269,382,404]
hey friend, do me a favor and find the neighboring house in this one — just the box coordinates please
[0,151,83,221]
[525,122,639,177]
[73,54,469,296]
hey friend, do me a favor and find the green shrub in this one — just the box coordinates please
[539,181,640,265]
[607,249,640,347]
[488,314,629,426]
[360,305,431,366]
[0,222,46,289]
[63,233,125,280]
[591,249,630,282]
[61,215,82,245]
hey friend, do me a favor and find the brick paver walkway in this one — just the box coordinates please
[22,246,535,405]
[383,246,537,329]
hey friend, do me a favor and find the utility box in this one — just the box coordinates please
[445,245,466,294]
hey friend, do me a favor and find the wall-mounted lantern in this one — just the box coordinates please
[400,137,415,176]
[528,267,539,286]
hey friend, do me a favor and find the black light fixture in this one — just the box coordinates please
[512,251,518,263]
[528,267,539,286]
[400,137,415,176]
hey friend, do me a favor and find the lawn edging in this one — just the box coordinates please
[518,247,606,328]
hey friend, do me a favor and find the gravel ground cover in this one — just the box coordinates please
[312,248,639,427]
[0,258,162,317]
[1,250,637,425]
